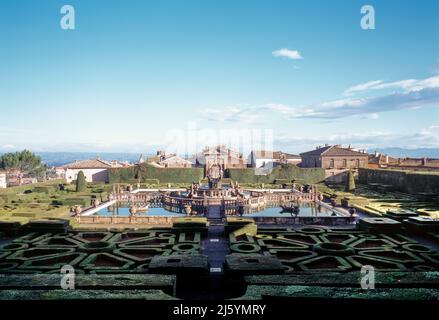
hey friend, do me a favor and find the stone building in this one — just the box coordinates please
[368,151,439,172]
[368,152,399,169]
[158,155,193,168]
[300,145,369,182]
[250,150,301,168]
[0,171,6,188]
[62,159,113,183]
[193,145,247,175]
[147,151,175,164]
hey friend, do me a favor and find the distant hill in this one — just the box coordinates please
[376,148,439,159]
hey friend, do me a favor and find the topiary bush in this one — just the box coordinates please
[345,170,356,192]
[76,171,87,192]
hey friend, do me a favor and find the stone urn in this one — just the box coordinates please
[184,205,192,215]
[330,194,337,207]
[74,205,82,215]
[128,185,133,192]
[129,204,137,215]
[318,193,324,201]
[93,199,100,208]
[349,207,357,216]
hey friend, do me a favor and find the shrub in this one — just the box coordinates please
[345,170,356,192]
[59,197,91,207]
[109,164,203,184]
[33,186,56,194]
[76,171,86,192]
[226,164,325,185]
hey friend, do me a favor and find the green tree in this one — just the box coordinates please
[76,171,87,192]
[0,150,47,178]
[0,152,19,170]
[345,170,356,192]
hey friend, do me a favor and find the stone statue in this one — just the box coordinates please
[207,163,223,189]
[129,204,137,215]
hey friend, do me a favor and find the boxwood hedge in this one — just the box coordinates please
[109,164,204,184]
[226,164,325,185]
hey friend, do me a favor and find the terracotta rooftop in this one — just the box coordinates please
[368,153,398,165]
[159,155,192,165]
[300,145,368,157]
[62,159,112,169]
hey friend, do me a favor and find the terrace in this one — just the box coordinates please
[0,214,439,300]
[75,165,354,226]
[1,166,438,301]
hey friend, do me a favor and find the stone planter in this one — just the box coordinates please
[74,205,82,215]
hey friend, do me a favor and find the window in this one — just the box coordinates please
[343,159,347,168]
[356,159,360,168]
[329,159,334,168]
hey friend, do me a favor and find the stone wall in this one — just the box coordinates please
[358,168,439,194]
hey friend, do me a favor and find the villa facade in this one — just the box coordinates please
[300,145,369,182]
[62,159,113,183]
[193,145,247,174]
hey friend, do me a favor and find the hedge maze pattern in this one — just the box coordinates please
[2,226,439,276]
[229,226,439,273]
[0,230,202,274]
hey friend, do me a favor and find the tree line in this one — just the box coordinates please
[0,150,47,178]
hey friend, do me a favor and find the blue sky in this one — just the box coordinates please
[0,0,438,155]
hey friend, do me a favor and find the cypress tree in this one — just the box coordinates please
[76,171,86,192]
[345,170,356,192]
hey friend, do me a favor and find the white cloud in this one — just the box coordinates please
[272,48,303,60]
[200,75,439,122]
[274,125,439,152]
[343,76,439,96]
[343,80,384,96]
[0,144,17,150]
[270,75,439,120]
